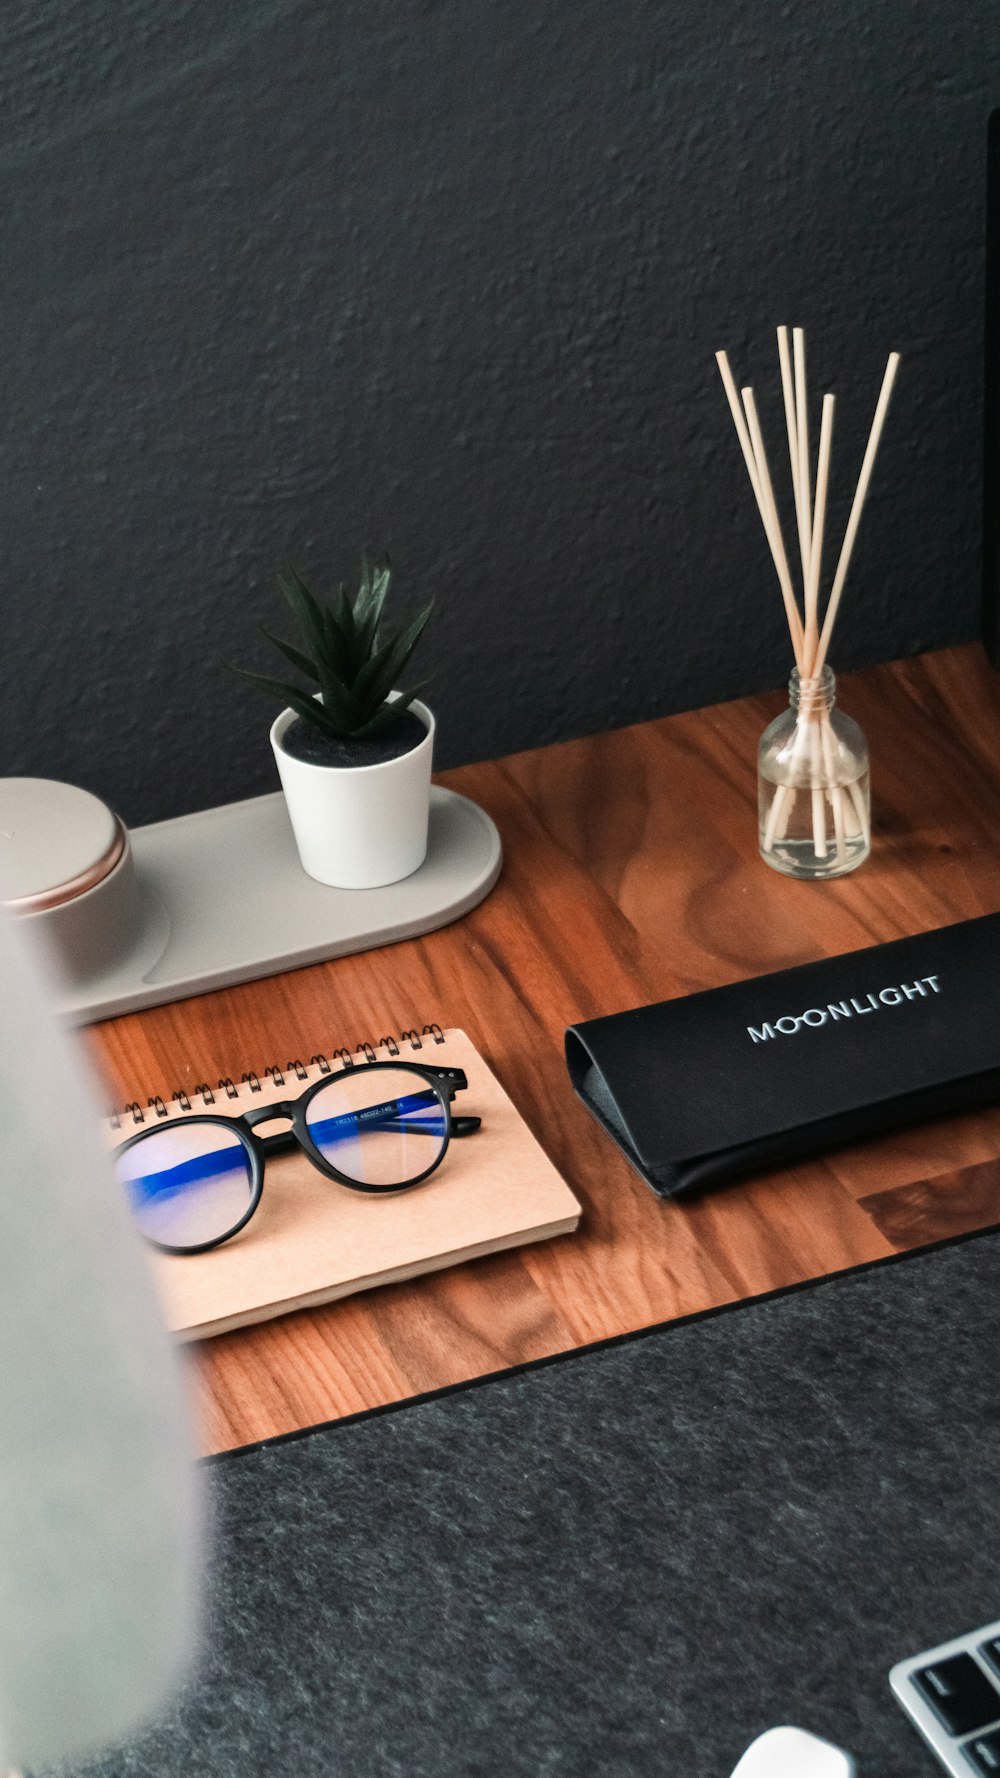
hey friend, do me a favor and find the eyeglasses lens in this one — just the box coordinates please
[304,1065,448,1187]
[116,1122,255,1249]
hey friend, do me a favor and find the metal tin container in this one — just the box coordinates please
[0,778,144,987]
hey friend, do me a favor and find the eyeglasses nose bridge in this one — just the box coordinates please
[241,1100,297,1132]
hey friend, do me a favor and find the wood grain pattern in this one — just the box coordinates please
[859,1160,1000,1249]
[85,644,1000,1454]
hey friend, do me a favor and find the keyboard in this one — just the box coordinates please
[891,1621,1000,1774]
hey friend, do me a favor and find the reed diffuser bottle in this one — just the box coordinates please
[715,325,899,881]
[758,665,870,878]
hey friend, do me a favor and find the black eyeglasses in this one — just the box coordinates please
[113,1061,481,1254]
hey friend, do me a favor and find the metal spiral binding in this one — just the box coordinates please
[109,1026,446,1124]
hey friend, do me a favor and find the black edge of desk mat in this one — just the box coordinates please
[204,1213,1000,1466]
[44,1223,1000,1778]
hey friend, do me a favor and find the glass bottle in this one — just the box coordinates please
[758,665,870,880]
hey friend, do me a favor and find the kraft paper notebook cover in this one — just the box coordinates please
[106,1027,581,1340]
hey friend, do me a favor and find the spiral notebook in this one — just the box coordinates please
[106,1026,581,1341]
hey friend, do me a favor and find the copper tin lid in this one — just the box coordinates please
[0,779,128,914]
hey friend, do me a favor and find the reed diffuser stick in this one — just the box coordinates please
[793,327,813,578]
[813,351,901,677]
[714,349,764,506]
[740,386,805,669]
[778,326,809,585]
[803,391,851,862]
[804,393,835,673]
[767,335,816,853]
[763,385,834,856]
[716,351,804,666]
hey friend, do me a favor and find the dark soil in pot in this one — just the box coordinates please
[280,708,427,768]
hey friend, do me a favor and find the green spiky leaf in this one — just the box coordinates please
[332,583,358,669]
[277,567,327,658]
[318,610,354,685]
[353,601,433,715]
[228,667,342,736]
[259,627,320,685]
[314,665,358,733]
[353,555,391,659]
[353,689,427,738]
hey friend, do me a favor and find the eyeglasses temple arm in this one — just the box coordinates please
[450,1115,481,1136]
[258,1129,298,1158]
[260,1116,479,1152]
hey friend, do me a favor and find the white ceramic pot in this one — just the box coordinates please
[270,698,435,889]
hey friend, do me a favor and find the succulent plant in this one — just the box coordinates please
[232,557,432,741]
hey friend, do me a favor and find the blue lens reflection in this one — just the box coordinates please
[309,1090,445,1146]
[128,1147,246,1197]
[117,1127,254,1248]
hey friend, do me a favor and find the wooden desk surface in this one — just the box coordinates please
[87,643,1000,1454]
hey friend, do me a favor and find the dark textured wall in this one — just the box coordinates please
[2,1,998,825]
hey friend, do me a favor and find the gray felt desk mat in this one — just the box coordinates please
[46,1234,1000,1778]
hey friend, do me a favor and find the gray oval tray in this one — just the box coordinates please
[60,787,502,1025]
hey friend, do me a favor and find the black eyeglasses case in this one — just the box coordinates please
[565,912,1000,1198]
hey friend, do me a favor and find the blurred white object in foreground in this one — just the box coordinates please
[729,1725,855,1776]
[0,909,199,1770]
